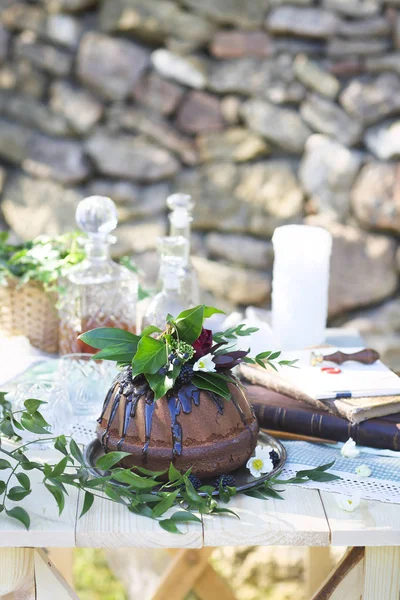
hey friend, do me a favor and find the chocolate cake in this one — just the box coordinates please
[97,366,259,478]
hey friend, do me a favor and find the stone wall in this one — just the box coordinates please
[0,0,400,365]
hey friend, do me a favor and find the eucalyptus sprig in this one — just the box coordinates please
[0,394,340,533]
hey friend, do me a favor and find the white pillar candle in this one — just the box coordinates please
[272,224,332,350]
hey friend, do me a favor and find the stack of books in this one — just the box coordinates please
[240,348,400,451]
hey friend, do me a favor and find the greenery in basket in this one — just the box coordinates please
[79,304,298,401]
[0,231,150,299]
[0,391,340,533]
[0,231,85,291]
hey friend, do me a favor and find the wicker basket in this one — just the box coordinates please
[0,278,59,353]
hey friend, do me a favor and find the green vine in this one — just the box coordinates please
[0,393,340,533]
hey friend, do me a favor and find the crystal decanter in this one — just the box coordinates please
[142,236,188,330]
[59,196,138,354]
[166,193,200,306]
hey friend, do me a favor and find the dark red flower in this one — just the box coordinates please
[193,328,213,359]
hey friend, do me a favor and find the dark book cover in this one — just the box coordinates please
[247,385,400,452]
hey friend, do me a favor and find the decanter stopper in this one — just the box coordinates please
[76,195,118,237]
[166,193,195,213]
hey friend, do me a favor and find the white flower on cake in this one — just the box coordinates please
[246,445,273,478]
[193,354,216,373]
[341,438,360,458]
[355,464,371,477]
[336,494,361,512]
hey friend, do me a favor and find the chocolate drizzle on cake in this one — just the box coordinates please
[99,366,247,462]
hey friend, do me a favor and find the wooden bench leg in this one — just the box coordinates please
[311,547,364,600]
[0,548,35,600]
[45,550,74,589]
[364,547,400,600]
[305,547,333,598]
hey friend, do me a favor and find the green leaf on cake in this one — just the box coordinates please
[6,507,30,530]
[146,372,175,401]
[78,328,140,351]
[23,399,47,414]
[175,305,205,343]
[140,325,162,337]
[203,306,225,318]
[131,336,167,376]
[94,343,138,363]
[192,373,231,401]
[96,451,132,471]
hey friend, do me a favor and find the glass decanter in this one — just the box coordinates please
[59,195,138,354]
[166,193,200,306]
[142,236,188,330]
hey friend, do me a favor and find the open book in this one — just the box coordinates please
[240,348,400,424]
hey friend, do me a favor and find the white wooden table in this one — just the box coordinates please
[1,329,400,599]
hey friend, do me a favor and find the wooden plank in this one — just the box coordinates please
[167,549,237,600]
[75,493,203,548]
[363,547,400,600]
[34,549,79,600]
[320,492,400,547]
[151,548,213,600]
[305,548,334,598]
[46,549,74,588]
[0,447,80,548]
[202,486,330,547]
[0,548,34,599]
[312,547,364,600]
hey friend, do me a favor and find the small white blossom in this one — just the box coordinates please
[192,353,216,373]
[341,438,360,459]
[336,494,361,512]
[246,445,273,478]
[355,464,371,478]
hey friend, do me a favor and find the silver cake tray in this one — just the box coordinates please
[83,431,287,497]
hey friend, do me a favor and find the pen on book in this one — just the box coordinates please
[262,428,337,444]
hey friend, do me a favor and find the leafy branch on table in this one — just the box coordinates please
[0,392,340,533]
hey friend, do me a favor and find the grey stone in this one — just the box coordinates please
[88,180,169,220]
[293,54,340,98]
[267,7,338,38]
[209,56,306,104]
[1,172,81,240]
[43,0,98,12]
[341,299,400,373]
[14,35,72,77]
[181,0,267,28]
[107,105,198,165]
[175,160,303,238]
[299,135,362,221]
[132,72,184,117]
[300,93,363,146]
[365,53,400,75]
[196,127,270,163]
[307,217,397,317]
[85,129,180,182]
[99,0,214,46]
[50,81,103,135]
[322,0,381,17]
[206,232,274,270]
[0,25,10,63]
[270,0,313,4]
[1,60,48,99]
[193,256,271,305]
[364,119,400,160]
[327,37,390,57]
[151,50,206,89]
[0,92,71,136]
[45,14,82,48]
[351,162,400,233]
[340,73,400,125]
[272,38,325,55]
[0,119,33,165]
[242,99,312,153]
[77,32,150,101]
[113,218,167,256]
[220,96,242,124]
[23,135,91,184]
[336,16,390,37]
[176,91,223,134]
[210,30,272,58]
